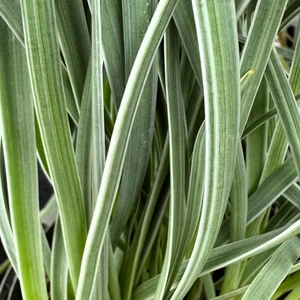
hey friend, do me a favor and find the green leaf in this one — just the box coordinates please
[102,0,125,107]
[153,20,186,300]
[240,0,287,132]
[171,1,240,299]
[283,183,300,210]
[0,0,80,125]
[265,49,300,179]
[75,64,93,224]
[246,78,268,194]
[134,221,300,299]
[217,156,297,246]
[0,17,48,300]
[110,0,157,249]
[242,93,300,139]
[76,1,181,299]
[260,25,300,189]
[20,0,87,289]
[221,143,248,293]
[173,0,203,87]
[54,0,90,107]
[242,237,300,300]
[51,218,69,300]
[0,139,18,273]
[236,0,252,20]
[119,139,170,300]
[182,124,205,256]
[280,1,300,31]
[0,0,23,44]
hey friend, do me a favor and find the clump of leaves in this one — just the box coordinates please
[1,0,300,299]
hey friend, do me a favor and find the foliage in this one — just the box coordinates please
[1,0,300,299]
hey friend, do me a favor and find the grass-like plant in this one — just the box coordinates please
[1,0,300,299]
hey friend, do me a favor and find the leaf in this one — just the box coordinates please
[54,0,90,107]
[102,0,125,107]
[240,0,288,132]
[134,220,300,299]
[217,156,297,246]
[265,49,300,179]
[0,139,18,273]
[20,0,87,289]
[0,17,48,300]
[76,1,181,299]
[173,0,203,87]
[153,19,186,300]
[51,218,69,300]
[221,143,248,293]
[110,0,157,250]
[242,237,300,300]
[171,1,240,299]
[0,0,80,125]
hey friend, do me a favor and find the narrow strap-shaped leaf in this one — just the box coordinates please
[230,144,248,243]
[241,248,277,286]
[171,1,240,299]
[154,20,186,300]
[236,0,252,20]
[240,0,287,133]
[134,222,300,299]
[182,124,205,254]
[0,140,17,273]
[265,49,300,179]
[75,63,93,224]
[108,241,122,300]
[242,94,300,139]
[0,0,23,43]
[76,0,181,299]
[280,1,300,31]
[217,156,297,246]
[120,139,170,300]
[41,227,52,278]
[283,183,300,210]
[242,237,300,300]
[110,0,157,249]
[0,0,80,125]
[90,3,107,297]
[180,50,197,106]
[202,274,216,299]
[20,0,87,289]
[0,17,48,300]
[260,27,300,183]
[91,0,105,210]
[221,143,247,293]
[272,270,300,300]
[244,78,269,242]
[246,78,268,194]
[264,201,300,234]
[54,0,90,107]
[102,0,125,107]
[173,0,203,88]
[51,218,69,300]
